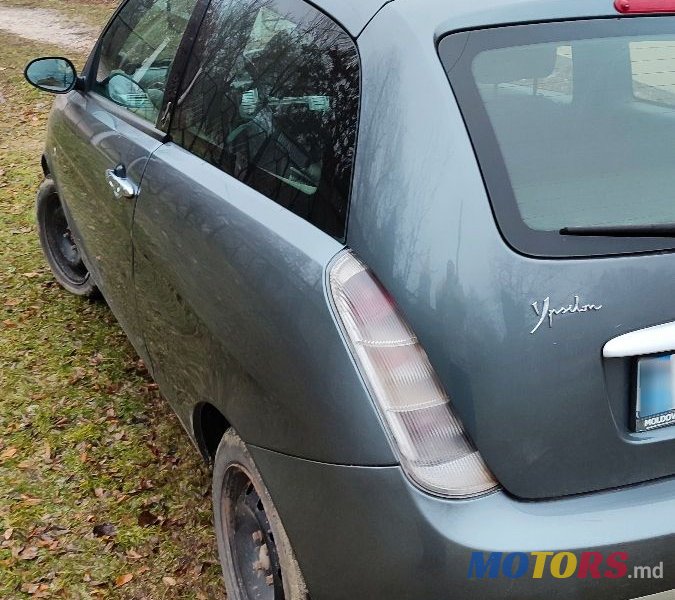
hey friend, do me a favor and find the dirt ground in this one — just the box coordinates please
[0,6,97,52]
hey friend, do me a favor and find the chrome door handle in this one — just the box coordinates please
[105,169,137,200]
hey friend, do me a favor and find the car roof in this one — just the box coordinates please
[326,0,620,37]
[412,0,617,32]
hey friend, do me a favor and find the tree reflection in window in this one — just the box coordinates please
[172,0,360,239]
[96,0,197,123]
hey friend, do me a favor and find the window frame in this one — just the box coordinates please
[439,17,675,259]
[83,0,210,135]
[167,0,363,242]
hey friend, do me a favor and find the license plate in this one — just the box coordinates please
[636,355,675,432]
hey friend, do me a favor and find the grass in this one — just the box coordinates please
[0,7,226,599]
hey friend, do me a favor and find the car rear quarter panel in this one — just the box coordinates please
[132,145,395,466]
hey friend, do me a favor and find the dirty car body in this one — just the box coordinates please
[26,0,675,597]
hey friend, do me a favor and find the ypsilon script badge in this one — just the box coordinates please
[531,295,603,334]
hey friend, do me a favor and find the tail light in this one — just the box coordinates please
[329,251,499,498]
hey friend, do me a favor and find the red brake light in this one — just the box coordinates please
[615,0,675,13]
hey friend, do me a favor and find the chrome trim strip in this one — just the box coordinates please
[604,322,675,358]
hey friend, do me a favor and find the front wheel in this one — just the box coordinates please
[213,429,308,600]
[36,179,97,297]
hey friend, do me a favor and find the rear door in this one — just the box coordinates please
[130,0,389,461]
[49,0,202,354]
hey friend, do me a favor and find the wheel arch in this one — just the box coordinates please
[41,154,51,178]
[193,402,231,462]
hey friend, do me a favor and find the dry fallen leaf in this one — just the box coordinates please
[115,573,133,588]
[20,496,42,507]
[69,367,87,384]
[137,510,160,528]
[3,528,14,541]
[18,546,39,561]
[21,583,39,594]
[1,447,17,459]
[89,353,104,366]
[162,577,177,587]
[10,227,32,235]
[92,523,117,538]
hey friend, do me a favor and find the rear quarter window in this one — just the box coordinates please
[171,0,360,240]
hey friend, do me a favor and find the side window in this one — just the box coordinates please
[95,0,198,124]
[630,40,675,107]
[171,0,360,239]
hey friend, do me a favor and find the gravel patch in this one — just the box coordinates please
[0,6,97,53]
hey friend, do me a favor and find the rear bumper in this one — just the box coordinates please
[249,445,675,600]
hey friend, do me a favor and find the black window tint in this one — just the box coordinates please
[171,0,360,239]
[95,0,198,124]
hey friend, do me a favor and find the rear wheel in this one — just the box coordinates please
[213,429,308,600]
[36,179,97,297]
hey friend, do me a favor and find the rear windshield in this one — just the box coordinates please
[440,18,675,257]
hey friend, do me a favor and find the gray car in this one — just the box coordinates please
[24,0,675,597]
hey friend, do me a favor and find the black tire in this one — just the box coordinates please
[213,429,308,600]
[36,178,97,297]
